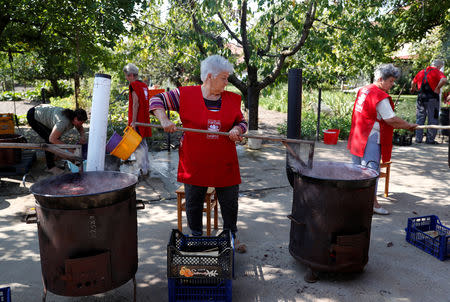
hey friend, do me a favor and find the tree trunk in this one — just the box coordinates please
[247,85,260,130]
[74,73,80,109]
[50,79,60,97]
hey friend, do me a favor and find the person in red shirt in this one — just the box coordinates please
[410,59,447,144]
[150,55,247,247]
[123,63,152,177]
[348,64,417,215]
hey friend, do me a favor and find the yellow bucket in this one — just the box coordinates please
[110,126,142,160]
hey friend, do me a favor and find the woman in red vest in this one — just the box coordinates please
[123,63,152,177]
[150,55,247,244]
[348,64,417,215]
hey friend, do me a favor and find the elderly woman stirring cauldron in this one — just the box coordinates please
[348,64,417,215]
[150,55,247,249]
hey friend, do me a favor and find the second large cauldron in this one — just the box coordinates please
[29,171,141,299]
[288,161,378,277]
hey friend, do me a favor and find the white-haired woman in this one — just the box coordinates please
[123,63,152,177]
[150,55,247,245]
[348,63,417,215]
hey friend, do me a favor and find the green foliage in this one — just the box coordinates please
[0,88,41,102]
[125,0,435,130]
[391,1,450,46]
[49,96,75,109]
[393,94,416,139]
[1,0,147,100]
[407,25,449,79]
[394,95,416,123]
[267,84,355,140]
[0,91,22,101]
[274,88,418,140]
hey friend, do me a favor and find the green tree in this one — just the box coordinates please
[129,0,319,129]
[1,0,147,105]
[121,0,449,130]
[133,0,409,129]
[390,0,450,45]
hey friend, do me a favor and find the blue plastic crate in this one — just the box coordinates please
[168,278,232,302]
[405,215,450,261]
[0,287,11,302]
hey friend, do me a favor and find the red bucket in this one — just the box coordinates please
[323,129,340,145]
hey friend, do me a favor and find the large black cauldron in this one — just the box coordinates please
[29,171,140,298]
[288,161,378,275]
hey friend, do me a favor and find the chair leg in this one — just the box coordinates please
[214,201,218,230]
[384,165,390,197]
[177,194,183,232]
[206,195,211,236]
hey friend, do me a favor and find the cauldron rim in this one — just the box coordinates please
[30,171,138,198]
[293,161,378,187]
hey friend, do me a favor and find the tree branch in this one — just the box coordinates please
[281,0,316,57]
[240,0,251,66]
[191,7,224,48]
[217,12,242,44]
[257,17,284,57]
[315,18,347,31]
[228,73,246,93]
[258,0,317,90]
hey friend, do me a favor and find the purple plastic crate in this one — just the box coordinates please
[0,287,11,302]
[105,131,122,154]
[405,215,450,261]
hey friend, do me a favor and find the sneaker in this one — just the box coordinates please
[425,141,439,145]
[373,206,389,215]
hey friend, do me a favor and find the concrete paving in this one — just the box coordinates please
[0,138,449,302]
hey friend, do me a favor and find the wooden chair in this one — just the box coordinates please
[176,185,218,236]
[379,161,391,197]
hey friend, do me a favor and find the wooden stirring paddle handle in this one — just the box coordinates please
[415,125,450,130]
[135,122,314,145]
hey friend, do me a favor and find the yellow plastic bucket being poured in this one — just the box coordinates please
[110,126,142,160]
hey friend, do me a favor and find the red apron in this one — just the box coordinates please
[177,86,242,187]
[347,84,394,163]
[128,80,152,137]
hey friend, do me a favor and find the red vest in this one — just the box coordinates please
[413,67,446,91]
[347,84,394,162]
[128,80,152,137]
[177,86,242,187]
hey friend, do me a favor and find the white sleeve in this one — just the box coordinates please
[376,98,396,120]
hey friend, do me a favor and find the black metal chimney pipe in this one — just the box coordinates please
[287,69,302,139]
[316,88,322,141]
[286,69,302,187]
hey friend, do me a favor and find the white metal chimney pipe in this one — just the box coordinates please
[86,73,111,171]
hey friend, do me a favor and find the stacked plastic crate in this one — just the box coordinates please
[0,287,11,302]
[405,215,450,261]
[0,114,14,135]
[167,230,234,302]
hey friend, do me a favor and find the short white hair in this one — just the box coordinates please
[431,59,444,68]
[200,55,234,82]
[123,63,139,76]
[374,63,400,81]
